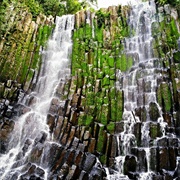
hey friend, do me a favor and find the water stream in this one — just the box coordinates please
[0,15,74,180]
[0,1,179,179]
[107,0,166,179]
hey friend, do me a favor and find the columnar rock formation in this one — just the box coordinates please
[0,2,53,151]
[0,1,180,179]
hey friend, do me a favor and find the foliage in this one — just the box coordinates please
[155,0,180,12]
[0,0,9,36]
[20,0,43,18]
[95,9,110,28]
[155,0,178,5]
[0,0,97,39]
[37,0,81,17]
[0,0,97,19]
[35,0,97,16]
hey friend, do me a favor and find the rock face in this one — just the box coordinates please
[0,2,54,150]
[0,0,180,179]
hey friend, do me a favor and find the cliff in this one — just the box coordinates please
[0,1,180,179]
[0,0,53,152]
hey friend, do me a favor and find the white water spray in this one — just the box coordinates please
[109,0,166,179]
[0,15,74,179]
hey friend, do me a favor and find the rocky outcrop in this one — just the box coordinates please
[0,2,54,153]
[0,1,180,179]
[56,3,180,179]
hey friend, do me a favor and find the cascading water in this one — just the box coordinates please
[121,0,158,151]
[1,1,180,180]
[107,0,168,179]
[0,15,74,179]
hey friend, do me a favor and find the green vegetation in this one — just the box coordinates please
[157,83,172,112]
[95,9,110,28]
[71,6,131,164]
[0,0,55,91]
[37,0,82,17]
[0,0,97,91]
[155,0,180,14]
[0,0,97,25]
[155,0,180,7]
[152,18,180,58]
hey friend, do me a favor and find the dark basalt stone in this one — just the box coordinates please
[42,143,64,169]
[124,155,137,176]
[149,102,160,121]
[149,122,162,139]
[46,113,56,133]
[22,138,32,154]
[133,122,142,146]
[137,148,147,172]
[157,137,168,147]
[83,153,96,173]
[0,3,180,180]
[57,163,69,179]
[135,107,147,122]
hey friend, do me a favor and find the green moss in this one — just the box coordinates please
[41,25,53,46]
[153,17,180,57]
[86,92,95,106]
[78,112,85,125]
[160,83,172,112]
[170,19,179,39]
[95,9,110,28]
[157,85,162,107]
[119,54,133,71]
[107,121,115,134]
[116,90,123,120]
[121,54,127,71]
[0,83,4,98]
[24,70,33,89]
[111,99,117,121]
[109,68,115,79]
[97,71,104,79]
[173,51,180,63]
[100,154,107,164]
[78,27,85,40]
[109,87,116,99]
[127,56,133,69]
[108,56,115,68]
[72,39,80,75]
[95,27,103,42]
[149,123,162,139]
[95,95,103,107]
[84,115,94,126]
[102,75,110,87]
[103,66,110,76]
[85,23,92,39]
[103,96,109,104]
[70,7,136,163]
[100,104,109,125]
[97,124,106,153]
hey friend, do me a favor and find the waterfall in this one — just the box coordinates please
[107,0,169,179]
[0,15,74,179]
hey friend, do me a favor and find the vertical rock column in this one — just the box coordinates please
[0,3,54,153]
[0,3,54,112]
[69,6,131,165]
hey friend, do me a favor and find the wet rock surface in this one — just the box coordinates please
[0,1,180,180]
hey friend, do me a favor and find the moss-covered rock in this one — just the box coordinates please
[157,82,173,112]
[149,102,160,121]
[70,7,130,163]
